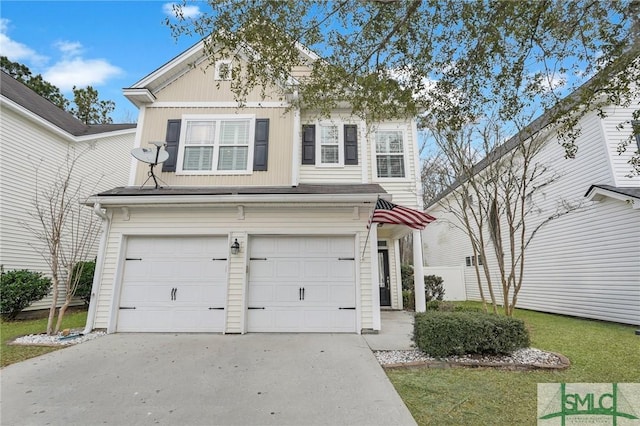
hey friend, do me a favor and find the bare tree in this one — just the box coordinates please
[24,148,101,334]
[427,117,582,315]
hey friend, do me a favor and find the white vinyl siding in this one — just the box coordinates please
[422,108,640,325]
[91,204,378,333]
[0,106,134,311]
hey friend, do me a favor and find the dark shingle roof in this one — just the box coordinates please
[97,183,387,197]
[1,71,136,136]
[585,184,640,200]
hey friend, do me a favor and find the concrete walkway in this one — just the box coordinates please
[0,333,416,426]
[363,310,416,351]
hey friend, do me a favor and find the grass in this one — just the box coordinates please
[388,305,640,425]
[1,310,88,367]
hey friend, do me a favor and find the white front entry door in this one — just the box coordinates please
[247,236,356,332]
[116,236,227,332]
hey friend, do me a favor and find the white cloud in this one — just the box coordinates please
[0,18,48,66]
[43,58,122,91]
[54,40,83,58]
[163,2,201,19]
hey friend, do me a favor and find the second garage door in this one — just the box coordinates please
[247,236,356,332]
[117,236,228,332]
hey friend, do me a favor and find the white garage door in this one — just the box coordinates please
[247,236,356,332]
[117,236,228,332]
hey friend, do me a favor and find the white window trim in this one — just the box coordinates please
[372,127,410,181]
[315,121,344,167]
[176,114,255,176]
[214,60,233,81]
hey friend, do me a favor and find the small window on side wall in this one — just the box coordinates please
[214,60,232,81]
[633,120,640,152]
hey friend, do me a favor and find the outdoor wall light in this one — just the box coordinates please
[230,238,240,255]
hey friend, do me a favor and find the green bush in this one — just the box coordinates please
[426,300,484,313]
[403,290,415,310]
[0,269,52,320]
[72,260,95,305]
[414,311,530,357]
[401,264,414,291]
[425,274,445,302]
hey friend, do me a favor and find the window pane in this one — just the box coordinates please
[376,131,403,153]
[321,146,339,164]
[376,155,405,178]
[218,146,248,170]
[220,121,249,145]
[186,121,215,145]
[320,125,338,145]
[183,146,213,171]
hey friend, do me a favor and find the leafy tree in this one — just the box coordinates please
[166,0,639,167]
[70,86,115,124]
[1,56,69,110]
[0,269,52,320]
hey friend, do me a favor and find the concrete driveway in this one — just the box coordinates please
[0,333,416,426]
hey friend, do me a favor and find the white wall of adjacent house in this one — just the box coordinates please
[91,204,377,333]
[0,106,134,310]
[422,108,640,325]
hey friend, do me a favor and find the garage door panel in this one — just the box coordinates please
[117,236,227,333]
[248,236,356,333]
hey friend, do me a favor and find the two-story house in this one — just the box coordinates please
[0,71,136,312]
[82,40,427,334]
[422,97,640,326]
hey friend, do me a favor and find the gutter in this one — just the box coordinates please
[82,193,387,207]
[83,203,111,335]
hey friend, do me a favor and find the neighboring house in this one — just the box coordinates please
[422,98,640,326]
[82,40,426,334]
[0,71,136,311]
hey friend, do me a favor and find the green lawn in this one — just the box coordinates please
[1,311,88,367]
[388,307,640,425]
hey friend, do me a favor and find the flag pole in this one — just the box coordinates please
[361,196,379,260]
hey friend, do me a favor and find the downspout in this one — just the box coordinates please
[83,202,110,335]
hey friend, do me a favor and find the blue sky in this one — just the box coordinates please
[1,1,204,122]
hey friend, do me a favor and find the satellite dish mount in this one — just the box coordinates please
[131,142,170,189]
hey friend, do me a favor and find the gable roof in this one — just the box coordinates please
[123,37,318,108]
[0,71,136,137]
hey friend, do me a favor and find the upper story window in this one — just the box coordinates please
[177,115,254,175]
[320,125,340,164]
[302,123,358,167]
[214,60,232,81]
[633,121,640,152]
[375,130,405,178]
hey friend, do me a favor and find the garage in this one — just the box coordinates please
[116,236,228,332]
[247,236,357,332]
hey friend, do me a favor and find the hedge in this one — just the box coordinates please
[414,311,530,357]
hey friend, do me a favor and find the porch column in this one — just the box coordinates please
[370,224,381,331]
[413,229,426,312]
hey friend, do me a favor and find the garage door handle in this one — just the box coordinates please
[120,306,136,310]
[250,257,267,261]
[248,307,265,310]
[339,307,356,310]
[338,257,355,260]
[211,258,227,261]
[208,307,225,310]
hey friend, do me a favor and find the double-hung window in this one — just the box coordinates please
[375,130,405,178]
[319,125,340,165]
[178,115,254,174]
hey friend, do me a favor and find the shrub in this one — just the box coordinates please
[414,311,530,357]
[403,290,415,311]
[425,274,445,302]
[401,264,414,291]
[0,269,52,320]
[426,300,484,313]
[72,260,96,305]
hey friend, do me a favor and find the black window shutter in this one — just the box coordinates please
[344,124,358,165]
[253,118,269,171]
[162,119,181,172]
[302,125,315,164]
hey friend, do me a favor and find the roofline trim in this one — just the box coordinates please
[585,185,640,209]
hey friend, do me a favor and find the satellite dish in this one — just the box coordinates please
[130,143,170,189]
[131,147,169,164]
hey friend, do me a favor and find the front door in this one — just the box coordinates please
[378,249,391,307]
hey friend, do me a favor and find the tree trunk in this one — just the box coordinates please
[54,300,70,334]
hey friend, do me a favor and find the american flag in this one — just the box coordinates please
[369,198,436,230]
